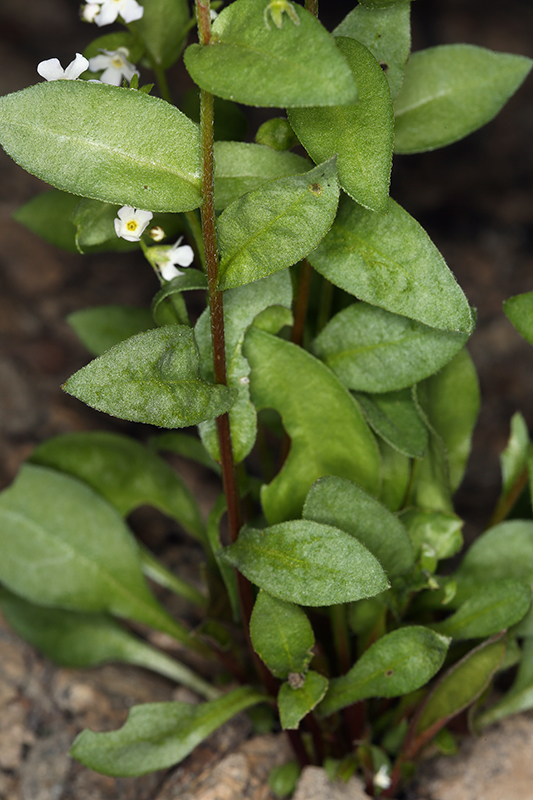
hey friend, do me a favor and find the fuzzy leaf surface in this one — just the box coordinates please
[313,303,468,394]
[353,388,428,458]
[70,687,264,776]
[30,431,205,541]
[244,327,381,523]
[184,0,358,108]
[400,508,463,561]
[303,476,414,578]
[220,520,389,606]
[320,627,449,716]
[308,196,473,333]
[394,45,533,153]
[0,82,202,212]
[289,37,393,212]
[250,590,314,678]
[218,159,339,290]
[63,326,236,428]
[278,671,329,730]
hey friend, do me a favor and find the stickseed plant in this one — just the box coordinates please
[1,0,533,796]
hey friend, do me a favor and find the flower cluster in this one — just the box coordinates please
[88,47,138,86]
[81,0,144,27]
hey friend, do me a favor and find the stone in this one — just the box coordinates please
[293,767,369,800]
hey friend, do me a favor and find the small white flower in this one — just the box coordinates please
[156,237,195,281]
[374,765,391,790]
[210,9,218,20]
[88,47,138,86]
[114,206,153,242]
[37,53,89,82]
[148,226,166,242]
[90,0,144,27]
[81,3,100,22]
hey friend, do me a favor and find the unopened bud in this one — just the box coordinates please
[148,225,165,241]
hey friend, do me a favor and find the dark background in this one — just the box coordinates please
[1,0,533,536]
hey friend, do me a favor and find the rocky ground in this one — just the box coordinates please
[1,0,533,798]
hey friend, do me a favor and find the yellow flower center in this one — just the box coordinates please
[111,56,124,68]
[126,220,138,232]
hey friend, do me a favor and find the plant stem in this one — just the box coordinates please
[488,465,528,527]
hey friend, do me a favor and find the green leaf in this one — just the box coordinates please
[288,37,393,213]
[181,89,248,143]
[207,493,240,622]
[13,189,80,252]
[149,431,221,474]
[379,439,411,512]
[414,637,506,742]
[308,196,474,333]
[400,508,463,561]
[0,589,217,699]
[320,627,449,716]
[430,580,530,641]
[184,0,358,108]
[501,412,529,498]
[269,761,301,798]
[358,0,409,7]
[353,389,428,458]
[244,327,381,523]
[63,326,236,428]
[0,465,193,643]
[249,590,315,679]
[278,671,329,730]
[218,159,339,290]
[476,637,533,729]
[0,82,202,213]
[151,270,208,327]
[83,32,145,64]
[29,431,206,542]
[70,687,265,776]
[138,546,207,609]
[255,118,299,152]
[334,2,411,100]
[213,141,309,210]
[303,476,414,578]
[196,271,293,463]
[67,306,155,356]
[394,45,533,154]
[134,0,190,69]
[504,291,533,346]
[313,303,468,394]
[219,520,389,606]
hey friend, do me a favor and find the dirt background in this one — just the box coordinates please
[1,0,533,798]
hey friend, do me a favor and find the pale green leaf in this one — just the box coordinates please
[476,638,533,729]
[504,291,533,346]
[250,590,314,679]
[13,189,80,253]
[278,671,328,730]
[353,388,428,458]
[379,439,411,512]
[501,412,529,498]
[400,508,463,561]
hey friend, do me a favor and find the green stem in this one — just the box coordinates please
[152,63,171,102]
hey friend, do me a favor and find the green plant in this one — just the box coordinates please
[1,0,533,796]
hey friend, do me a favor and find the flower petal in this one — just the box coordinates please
[120,0,144,23]
[37,58,65,81]
[160,262,183,281]
[64,53,90,80]
[170,245,194,268]
[94,3,119,25]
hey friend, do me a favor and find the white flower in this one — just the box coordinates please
[89,0,144,27]
[81,3,100,22]
[37,53,89,82]
[114,206,153,242]
[374,765,391,790]
[156,237,195,281]
[88,47,138,86]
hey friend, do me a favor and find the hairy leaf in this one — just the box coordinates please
[278,671,329,730]
[400,508,463,561]
[250,590,314,679]
[353,388,428,458]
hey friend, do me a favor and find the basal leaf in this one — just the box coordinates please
[250,590,315,679]
[70,687,264,776]
[303,476,414,578]
[476,637,533,729]
[394,45,533,153]
[308,195,474,333]
[288,37,393,213]
[196,271,293,463]
[220,520,389,606]
[213,141,309,210]
[13,189,80,253]
[313,303,468,393]
[244,327,381,523]
[63,326,236,428]
[0,589,217,699]
[353,388,428,458]
[218,159,339,290]
[184,0,358,108]
[504,291,533,346]
[0,81,202,212]
[334,2,411,99]
[29,431,205,542]
[278,671,328,730]
[320,627,449,716]
[67,306,155,356]
[0,465,192,643]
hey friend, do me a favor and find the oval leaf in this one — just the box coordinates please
[320,627,449,716]
[184,0,358,108]
[250,590,315,679]
[0,81,202,212]
[244,327,381,523]
[303,476,414,578]
[308,195,474,333]
[13,189,80,253]
[67,305,155,356]
[353,388,428,458]
[63,326,236,428]
[394,45,533,153]
[313,303,468,394]
[504,291,533,346]
[219,520,389,607]
[218,158,339,290]
[70,687,264,776]
[278,671,329,730]
[288,37,393,213]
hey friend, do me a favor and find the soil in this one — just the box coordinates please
[1,0,533,798]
